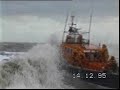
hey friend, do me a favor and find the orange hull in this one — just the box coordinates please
[61,43,115,72]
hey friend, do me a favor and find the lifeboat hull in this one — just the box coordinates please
[62,61,119,88]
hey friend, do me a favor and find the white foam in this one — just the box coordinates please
[0,44,72,89]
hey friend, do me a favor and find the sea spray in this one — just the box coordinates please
[0,43,72,89]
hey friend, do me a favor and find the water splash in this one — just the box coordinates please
[0,43,72,89]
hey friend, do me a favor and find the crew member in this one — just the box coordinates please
[100,44,109,61]
[69,27,74,33]
[109,56,117,72]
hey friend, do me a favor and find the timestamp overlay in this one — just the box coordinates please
[73,72,107,79]
[72,72,119,88]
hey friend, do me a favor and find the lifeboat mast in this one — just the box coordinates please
[62,14,90,45]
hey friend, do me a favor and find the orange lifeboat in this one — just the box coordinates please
[60,16,118,73]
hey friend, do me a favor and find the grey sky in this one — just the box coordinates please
[1,0,119,17]
[0,0,119,43]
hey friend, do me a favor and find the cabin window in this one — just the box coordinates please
[85,51,101,61]
[64,48,72,55]
[94,52,101,59]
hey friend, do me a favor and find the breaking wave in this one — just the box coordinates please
[0,43,72,89]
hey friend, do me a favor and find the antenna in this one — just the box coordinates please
[88,0,94,45]
[62,12,69,43]
[71,16,75,26]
